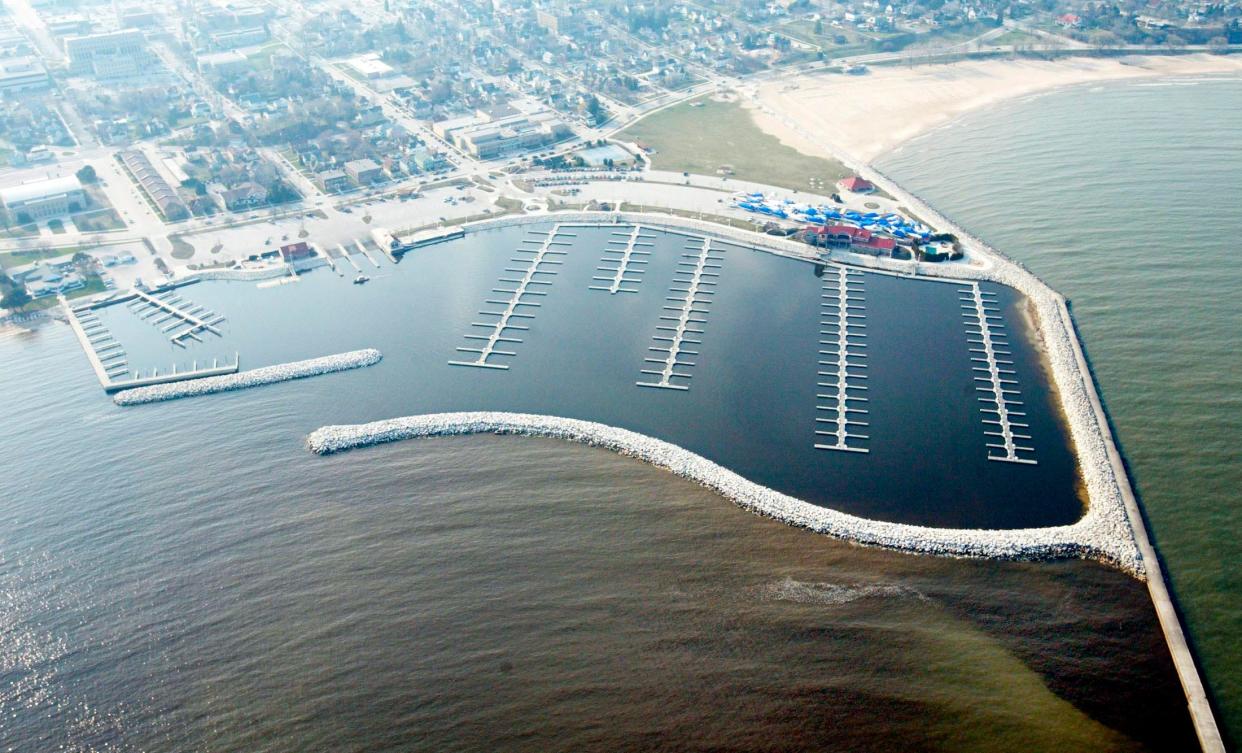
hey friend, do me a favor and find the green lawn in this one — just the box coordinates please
[619,97,851,192]
[0,248,70,268]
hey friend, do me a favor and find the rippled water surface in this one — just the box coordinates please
[881,74,1242,746]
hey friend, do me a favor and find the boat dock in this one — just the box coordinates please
[589,224,654,294]
[960,283,1036,465]
[62,297,239,392]
[128,288,226,347]
[448,224,569,369]
[354,240,382,269]
[637,236,724,390]
[336,244,363,272]
[814,265,870,453]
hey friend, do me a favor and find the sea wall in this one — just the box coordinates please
[306,411,1142,575]
[180,264,294,283]
[114,349,382,406]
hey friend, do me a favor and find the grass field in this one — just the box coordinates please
[619,97,851,192]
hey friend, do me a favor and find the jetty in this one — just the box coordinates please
[638,236,724,390]
[448,224,569,369]
[814,265,870,453]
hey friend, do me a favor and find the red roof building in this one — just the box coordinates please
[1056,13,1082,26]
[836,176,875,193]
[805,224,896,252]
[279,241,314,261]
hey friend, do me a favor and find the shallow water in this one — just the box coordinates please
[880,74,1242,745]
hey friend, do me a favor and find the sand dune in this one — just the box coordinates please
[748,54,1242,164]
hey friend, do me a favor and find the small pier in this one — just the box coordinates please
[448,224,570,369]
[336,244,363,272]
[589,224,654,294]
[960,283,1036,465]
[128,288,226,347]
[637,236,724,391]
[353,240,382,269]
[63,297,239,392]
[814,266,870,453]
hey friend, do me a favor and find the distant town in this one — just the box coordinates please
[1,0,1240,313]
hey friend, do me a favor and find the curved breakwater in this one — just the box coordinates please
[306,411,1143,575]
[113,349,382,405]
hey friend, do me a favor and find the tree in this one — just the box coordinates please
[814,18,824,35]
[1,287,31,312]
[75,165,98,183]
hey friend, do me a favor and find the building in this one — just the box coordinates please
[0,57,50,92]
[437,108,571,160]
[195,1,270,49]
[212,182,269,211]
[346,54,394,80]
[64,29,148,78]
[536,9,581,35]
[316,169,352,193]
[836,176,875,193]
[344,159,384,185]
[1056,13,1082,28]
[410,147,447,173]
[803,224,896,254]
[0,176,87,221]
[119,150,190,220]
[198,50,250,77]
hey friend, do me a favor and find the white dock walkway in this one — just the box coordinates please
[589,224,654,294]
[814,266,870,453]
[448,224,570,369]
[960,283,1036,465]
[637,236,724,391]
[130,288,226,346]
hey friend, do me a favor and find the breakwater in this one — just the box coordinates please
[306,411,1142,575]
[114,349,382,406]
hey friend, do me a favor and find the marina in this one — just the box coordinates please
[814,265,870,453]
[959,283,1036,465]
[588,224,654,294]
[637,235,724,391]
[448,224,570,370]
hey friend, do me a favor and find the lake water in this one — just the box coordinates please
[880,74,1242,746]
[4,77,1234,751]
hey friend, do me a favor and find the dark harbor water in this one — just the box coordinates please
[88,223,1078,529]
[0,323,1195,751]
[880,76,1242,745]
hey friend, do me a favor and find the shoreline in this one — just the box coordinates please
[748,54,1242,165]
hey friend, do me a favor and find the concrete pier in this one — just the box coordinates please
[449,224,568,369]
[590,224,654,294]
[814,265,870,453]
[354,240,381,268]
[960,283,1036,465]
[637,236,724,390]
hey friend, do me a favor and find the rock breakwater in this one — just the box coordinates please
[306,411,1143,576]
[114,349,382,406]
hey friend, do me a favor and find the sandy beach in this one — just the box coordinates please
[748,54,1242,164]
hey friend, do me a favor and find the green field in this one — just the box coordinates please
[619,97,851,192]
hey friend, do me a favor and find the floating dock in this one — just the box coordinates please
[448,224,569,369]
[814,265,870,453]
[128,288,226,347]
[637,236,725,390]
[62,297,239,392]
[589,224,654,294]
[960,283,1036,465]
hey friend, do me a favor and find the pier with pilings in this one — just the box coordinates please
[637,236,725,391]
[448,224,570,370]
[960,283,1036,465]
[814,265,870,453]
[128,287,226,347]
[589,224,654,294]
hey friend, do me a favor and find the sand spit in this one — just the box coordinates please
[114,349,382,405]
[750,54,1242,164]
[306,411,1142,576]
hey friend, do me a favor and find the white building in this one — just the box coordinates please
[0,176,88,221]
[0,57,50,92]
[64,29,147,77]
